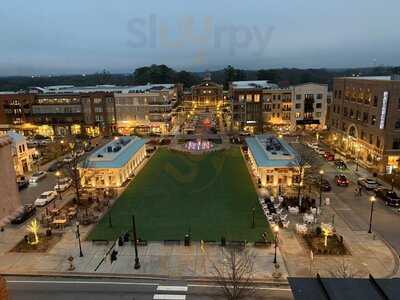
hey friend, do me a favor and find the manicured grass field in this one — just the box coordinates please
[88,148,270,242]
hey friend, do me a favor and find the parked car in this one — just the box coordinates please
[375,188,400,207]
[29,171,47,183]
[335,160,347,170]
[335,174,349,186]
[16,176,29,190]
[358,178,380,190]
[34,191,57,207]
[63,155,74,163]
[54,177,72,192]
[324,151,335,161]
[10,204,36,224]
[47,161,64,172]
[320,179,332,192]
[315,147,326,155]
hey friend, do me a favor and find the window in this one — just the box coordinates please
[315,112,321,118]
[317,94,323,100]
[254,94,260,102]
[363,112,369,123]
[316,102,322,109]
[371,115,376,126]
[349,109,354,118]
[295,112,301,118]
[373,96,378,107]
[338,90,342,99]
[369,134,373,144]
[93,98,102,104]
[95,107,103,113]
[266,175,274,184]
[343,107,348,117]
[295,103,301,109]
[296,94,302,100]
[272,104,276,109]
[393,138,400,149]
[395,120,400,129]
[356,110,361,121]
[398,98,400,109]
[376,136,381,148]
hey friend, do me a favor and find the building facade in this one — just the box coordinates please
[7,132,33,175]
[230,81,278,133]
[262,88,293,130]
[79,136,147,188]
[328,76,400,172]
[292,83,328,130]
[245,134,299,191]
[0,136,22,226]
[188,78,223,109]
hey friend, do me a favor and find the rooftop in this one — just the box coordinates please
[231,80,279,90]
[342,75,400,81]
[83,136,146,169]
[40,83,177,94]
[6,131,26,144]
[245,135,298,168]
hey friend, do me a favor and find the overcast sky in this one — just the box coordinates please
[0,0,399,76]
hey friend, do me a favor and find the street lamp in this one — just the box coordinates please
[368,196,376,234]
[319,170,324,211]
[273,225,279,264]
[55,171,62,208]
[76,221,83,257]
[355,145,360,172]
[252,207,255,228]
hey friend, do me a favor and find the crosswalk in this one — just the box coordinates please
[153,285,188,300]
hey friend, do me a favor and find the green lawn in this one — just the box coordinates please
[88,148,270,242]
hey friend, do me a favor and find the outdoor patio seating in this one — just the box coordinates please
[283,220,290,228]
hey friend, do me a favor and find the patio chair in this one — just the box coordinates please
[283,220,290,228]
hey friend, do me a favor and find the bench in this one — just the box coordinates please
[254,240,271,247]
[130,240,148,246]
[226,240,246,248]
[164,240,181,245]
[92,240,110,245]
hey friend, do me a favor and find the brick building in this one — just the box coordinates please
[328,76,400,172]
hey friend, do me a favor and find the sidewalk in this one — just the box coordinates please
[278,192,399,278]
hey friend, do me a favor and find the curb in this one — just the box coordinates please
[1,271,290,286]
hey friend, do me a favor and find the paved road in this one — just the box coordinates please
[19,173,57,205]
[296,139,400,255]
[5,276,293,300]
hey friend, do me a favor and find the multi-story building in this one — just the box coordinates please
[291,83,328,130]
[230,80,278,133]
[230,81,328,133]
[0,136,21,226]
[328,76,400,172]
[262,88,293,130]
[7,132,34,175]
[115,85,180,135]
[189,75,223,109]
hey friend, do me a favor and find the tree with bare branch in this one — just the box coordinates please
[328,259,357,278]
[291,144,314,203]
[211,247,256,300]
[0,275,8,300]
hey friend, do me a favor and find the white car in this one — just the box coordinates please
[76,150,85,157]
[54,177,72,192]
[29,171,47,183]
[34,191,57,207]
[63,155,74,163]
[315,148,326,155]
[358,178,380,190]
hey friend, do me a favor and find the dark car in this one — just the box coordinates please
[10,204,36,224]
[375,188,400,207]
[335,160,347,170]
[47,161,64,172]
[320,179,332,192]
[16,176,29,190]
[335,174,349,186]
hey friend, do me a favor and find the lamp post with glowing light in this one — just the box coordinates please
[355,145,360,171]
[368,196,376,234]
[55,171,62,208]
[273,225,279,264]
[319,170,324,211]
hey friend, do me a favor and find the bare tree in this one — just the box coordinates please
[328,259,357,278]
[211,247,256,300]
[65,144,85,204]
[291,144,314,202]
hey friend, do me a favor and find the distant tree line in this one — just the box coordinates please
[1,64,399,92]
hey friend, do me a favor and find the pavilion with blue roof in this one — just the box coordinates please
[78,136,147,188]
[245,134,300,189]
